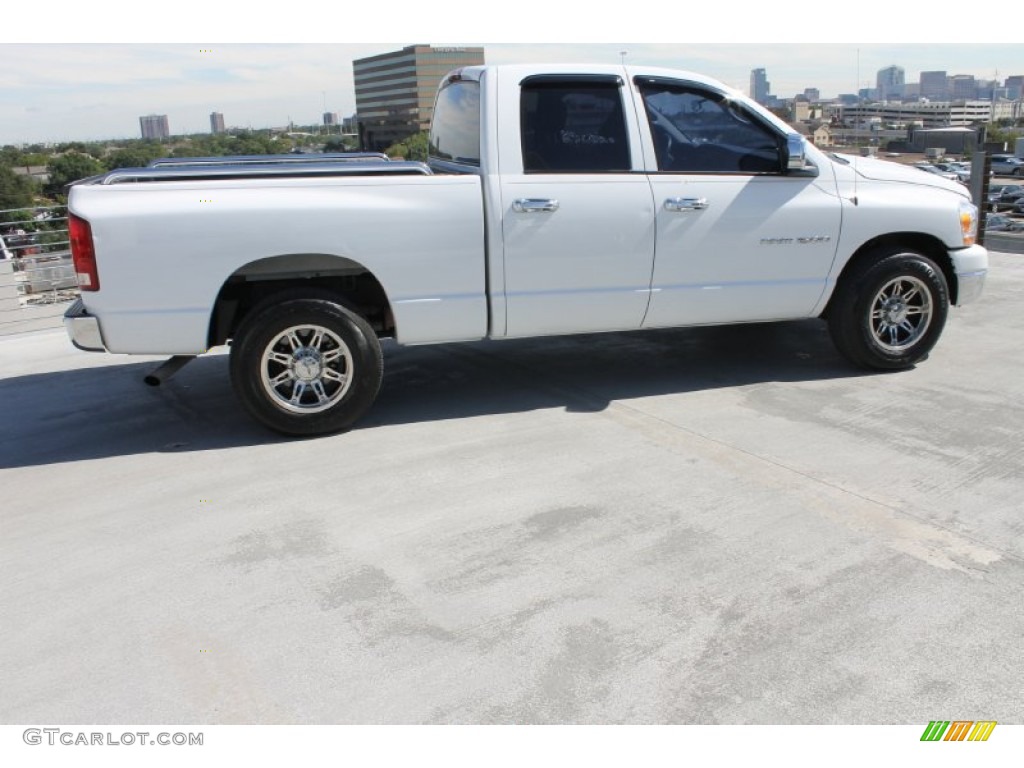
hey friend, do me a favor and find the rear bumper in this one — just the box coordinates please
[949,244,988,306]
[64,298,107,352]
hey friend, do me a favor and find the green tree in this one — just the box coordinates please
[1,146,51,169]
[384,131,428,162]
[106,146,165,170]
[983,123,1022,149]
[45,152,104,198]
[230,134,282,156]
[323,135,355,153]
[0,164,38,210]
[1,146,23,166]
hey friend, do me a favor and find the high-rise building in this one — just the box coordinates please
[323,112,339,127]
[139,114,170,140]
[354,44,486,151]
[876,65,905,101]
[950,74,978,100]
[210,112,225,134]
[920,71,948,100]
[1003,75,1023,100]
[977,80,1000,100]
[750,68,770,105]
[794,99,811,121]
[803,88,820,102]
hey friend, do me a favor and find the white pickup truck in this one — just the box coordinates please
[65,63,987,435]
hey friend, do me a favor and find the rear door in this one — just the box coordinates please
[497,74,657,337]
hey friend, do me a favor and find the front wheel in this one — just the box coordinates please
[230,296,383,436]
[827,250,949,370]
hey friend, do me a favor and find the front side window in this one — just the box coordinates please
[638,81,782,174]
[429,80,481,167]
[520,81,630,173]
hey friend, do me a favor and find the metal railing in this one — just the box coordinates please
[0,205,78,305]
[1,205,76,336]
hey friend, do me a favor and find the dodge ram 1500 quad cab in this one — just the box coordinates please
[65,64,987,435]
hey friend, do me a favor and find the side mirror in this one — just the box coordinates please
[786,133,807,171]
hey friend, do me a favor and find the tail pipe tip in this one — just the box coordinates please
[144,355,197,387]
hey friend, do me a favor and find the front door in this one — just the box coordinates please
[634,77,842,328]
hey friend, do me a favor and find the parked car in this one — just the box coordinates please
[935,162,970,182]
[914,162,960,182]
[991,155,1024,176]
[984,213,1024,232]
[991,185,1024,211]
[0,227,41,257]
[1014,200,1024,217]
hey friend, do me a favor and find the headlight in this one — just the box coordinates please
[959,200,978,246]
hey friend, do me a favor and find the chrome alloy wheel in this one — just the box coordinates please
[869,275,934,353]
[260,324,354,414]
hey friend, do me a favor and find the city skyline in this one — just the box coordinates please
[1,43,1021,145]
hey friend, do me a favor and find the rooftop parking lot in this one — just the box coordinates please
[2,252,1023,724]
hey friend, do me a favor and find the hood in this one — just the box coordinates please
[830,153,970,198]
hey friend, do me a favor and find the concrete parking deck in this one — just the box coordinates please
[2,253,1023,724]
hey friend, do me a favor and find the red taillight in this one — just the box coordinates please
[69,213,99,291]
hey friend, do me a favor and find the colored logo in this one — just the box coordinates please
[921,721,996,742]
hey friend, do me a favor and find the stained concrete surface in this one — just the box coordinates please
[1,253,1023,724]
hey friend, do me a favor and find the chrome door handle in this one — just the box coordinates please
[664,197,709,212]
[513,198,560,213]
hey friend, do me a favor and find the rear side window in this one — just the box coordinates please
[520,81,630,173]
[429,80,481,167]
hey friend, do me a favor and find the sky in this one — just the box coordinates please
[1,5,1021,145]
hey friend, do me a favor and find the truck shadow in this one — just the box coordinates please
[1,320,881,469]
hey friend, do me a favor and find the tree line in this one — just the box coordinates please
[0,129,361,210]
[3,127,430,212]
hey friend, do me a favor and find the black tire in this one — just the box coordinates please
[230,296,383,436]
[827,249,949,370]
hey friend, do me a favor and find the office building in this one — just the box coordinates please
[877,65,905,101]
[920,71,948,100]
[1005,75,1024,100]
[210,112,225,134]
[950,75,978,100]
[323,112,339,127]
[750,68,770,105]
[139,114,170,140]
[353,44,485,151]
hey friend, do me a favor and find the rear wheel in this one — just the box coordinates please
[827,249,949,370]
[230,296,382,436]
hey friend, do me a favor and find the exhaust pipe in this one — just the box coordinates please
[144,355,196,386]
